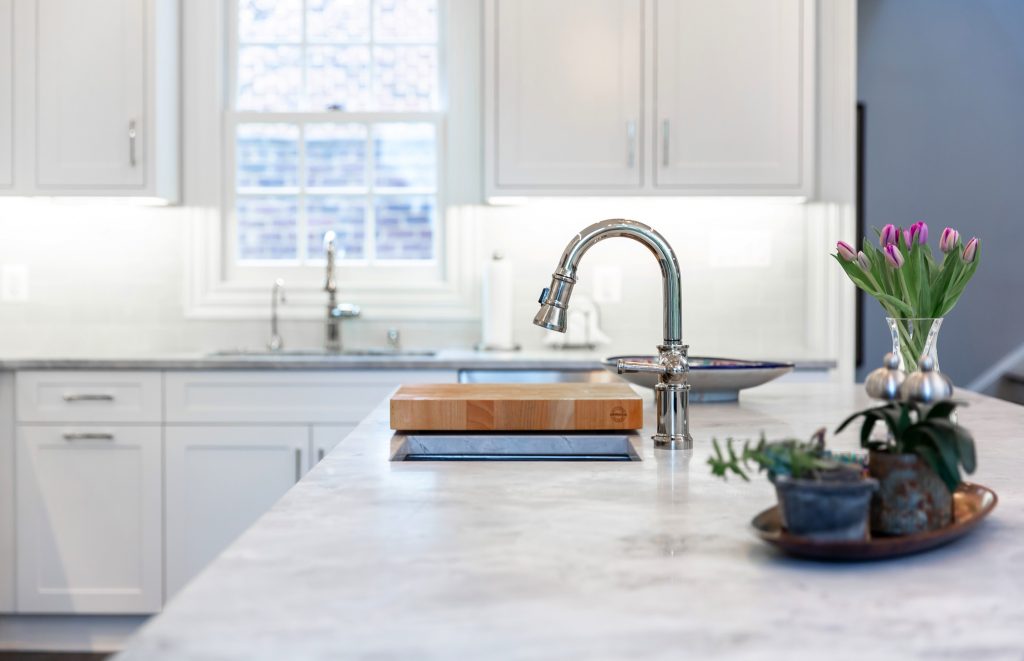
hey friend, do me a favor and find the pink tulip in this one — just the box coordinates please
[884,244,904,268]
[836,241,857,261]
[880,224,899,246]
[939,227,960,253]
[910,221,929,245]
[902,229,913,250]
[962,237,979,263]
[857,251,871,271]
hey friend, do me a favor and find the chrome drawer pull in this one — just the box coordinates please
[63,393,115,402]
[294,448,302,482]
[63,432,115,441]
[128,120,137,167]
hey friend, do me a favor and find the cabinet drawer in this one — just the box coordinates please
[16,424,162,614]
[16,371,162,423]
[164,370,456,423]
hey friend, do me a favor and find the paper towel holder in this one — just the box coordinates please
[476,252,522,352]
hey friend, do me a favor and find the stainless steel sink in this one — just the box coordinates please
[390,432,643,462]
[208,348,436,358]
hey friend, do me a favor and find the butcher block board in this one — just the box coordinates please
[389,383,643,431]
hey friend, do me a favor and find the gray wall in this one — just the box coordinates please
[857,0,1024,385]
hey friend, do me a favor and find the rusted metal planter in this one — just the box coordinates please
[868,451,953,535]
[772,474,878,541]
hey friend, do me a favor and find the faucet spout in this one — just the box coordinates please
[533,219,691,450]
[533,219,682,345]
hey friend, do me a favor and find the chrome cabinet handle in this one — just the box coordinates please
[661,119,670,167]
[63,432,114,441]
[294,448,302,482]
[63,393,115,402]
[128,120,137,167]
[626,120,637,168]
[318,448,325,462]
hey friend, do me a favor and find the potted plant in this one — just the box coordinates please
[833,223,980,372]
[836,399,976,535]
[708,430,878,541]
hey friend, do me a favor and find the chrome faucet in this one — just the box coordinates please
[323,231,361,352]
[533,219,692,450]
[268,278,286,352]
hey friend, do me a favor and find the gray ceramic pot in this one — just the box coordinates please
[773,475,879,541]
[868,451,953,535]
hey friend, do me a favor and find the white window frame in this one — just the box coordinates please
[183,0,479,321]
[226,0,445,282]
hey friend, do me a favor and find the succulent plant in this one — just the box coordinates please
[708,429,859,483]
[835,400,976,493]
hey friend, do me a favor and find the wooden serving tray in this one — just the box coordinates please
[389,383,643,431]
[751,483,998,561]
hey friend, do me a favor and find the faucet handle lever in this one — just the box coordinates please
[617,359,666,375]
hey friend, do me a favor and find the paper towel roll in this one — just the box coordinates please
[481,253,515,349]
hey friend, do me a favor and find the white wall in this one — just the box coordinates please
[0,196,846,362]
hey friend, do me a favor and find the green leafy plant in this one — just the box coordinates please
[708,430,855,482]
[835,400,976,493]
[833,223,979,369]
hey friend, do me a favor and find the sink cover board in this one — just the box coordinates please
[389,383,643,432]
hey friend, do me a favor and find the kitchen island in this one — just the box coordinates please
[114,383,1024,660]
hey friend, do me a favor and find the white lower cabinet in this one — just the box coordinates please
[7,367,456,613]
[312,425,356,466]
[164,426,308,598]
[15,425,162,614]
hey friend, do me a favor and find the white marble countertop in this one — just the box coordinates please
[114,383,1024,660]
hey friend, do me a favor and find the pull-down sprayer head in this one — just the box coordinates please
[532,219,682,345]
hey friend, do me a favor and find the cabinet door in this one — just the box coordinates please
[0,0,12,188]
[35,0,145,188]
[488,0,643,190]
[16,425,162,614]
[311,425,356,467]
[164,426,308,598]
[655,0,813,193]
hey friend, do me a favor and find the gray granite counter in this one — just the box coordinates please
[114,383,1021,660]
[0,350,836,372]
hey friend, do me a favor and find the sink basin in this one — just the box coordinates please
[208,348,436,358]
[390,432,642,462]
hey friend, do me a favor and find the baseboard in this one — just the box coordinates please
[0,615,148,653]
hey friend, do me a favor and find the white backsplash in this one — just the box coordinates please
[0,197,845,362]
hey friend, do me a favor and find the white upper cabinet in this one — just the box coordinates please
[35,0,146,188]
[654,0,813,194]
[484,0,815,197]
[486,0,643,190]
[3,0,178,201]
[0,0,12,188]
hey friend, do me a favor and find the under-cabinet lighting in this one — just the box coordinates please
[486,196,530,206]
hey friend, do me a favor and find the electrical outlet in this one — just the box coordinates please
[1,265,29,302]
[591,265,623,304]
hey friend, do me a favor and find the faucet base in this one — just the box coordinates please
[652,433,693,451]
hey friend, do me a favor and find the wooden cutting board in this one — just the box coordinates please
[390,383,643,431]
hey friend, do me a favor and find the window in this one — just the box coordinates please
[229,0,441,266]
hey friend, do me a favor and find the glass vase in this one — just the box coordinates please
[886,317,943,373]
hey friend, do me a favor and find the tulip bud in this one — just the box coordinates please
[902,229,913,250]
[884,244,905,268]
[836,241,856,261]
[880,224,899,246]
[939,227,960,253]
[910,221,929,245]
[857,250,871,271]
[962,237,979,263]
